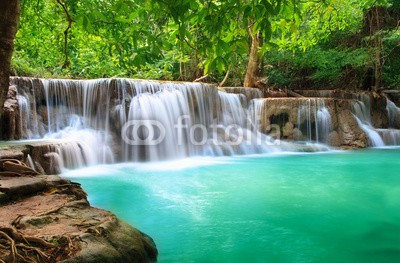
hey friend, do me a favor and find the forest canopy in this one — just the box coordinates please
[12,0,400,89]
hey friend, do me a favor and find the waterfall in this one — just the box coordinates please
[349,94,400,147]
[248,98,332,145]
[354,118,385,147]
[17,93,29,138]
[217,91,281,155]
[380,98,400,145]
[350,96,385,147]
[351,94,372,124]
[13,76,400,169]
[297,99,331,144]
[377,129,400,145]
[14,78,289,165]
[386,99,400,128]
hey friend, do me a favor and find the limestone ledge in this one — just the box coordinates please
[0,172,158,262]
[0,141,83,175]
[254,97,369,148]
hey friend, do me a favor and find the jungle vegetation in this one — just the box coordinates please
[11,0,400,90]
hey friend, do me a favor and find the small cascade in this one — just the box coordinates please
[16,93,30,138]
[221,87,263,106]
[25,154,35,169]
[386,99,400,128]
[350,94,400,147]
[249,98,332,147]
[351,94,372,124]
[350,96,385,147]
[354,119,385,147]
[378,98,400,145]
[53,140,111,169]
[124,88,200,161]
[297,99,331,144]
[217,91,280,155]
[377,129,400,145]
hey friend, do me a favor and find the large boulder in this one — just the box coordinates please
[0,173,158,263]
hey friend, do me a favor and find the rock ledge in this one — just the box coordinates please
[0,172,158,262]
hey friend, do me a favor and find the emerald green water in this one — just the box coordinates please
[63,148,400,263]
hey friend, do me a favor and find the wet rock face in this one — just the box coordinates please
[254,98,369,148]
[386,92,400,107]
[0,142,89,175]
[221,87,263,106]
[371,95,388,128]
[26,143,63,175]
[337,110,368,148]
[327,131,341,147]
[255,98,337,143]
[1,85,20,140]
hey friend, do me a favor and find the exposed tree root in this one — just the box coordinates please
[0,226,80,262]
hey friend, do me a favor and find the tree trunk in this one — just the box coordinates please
[0,0,20,138]
[244,26,261,87]
[373,6,382,92]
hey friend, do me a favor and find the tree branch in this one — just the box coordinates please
[193,74,209,82]
[219,65,231,87]
[56,0,74,69]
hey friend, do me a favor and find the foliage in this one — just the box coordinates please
[263,0,400,89]
[264,47,371,88]
[14,0,289,83]
[382,30,400,88]
[11,0,400,89]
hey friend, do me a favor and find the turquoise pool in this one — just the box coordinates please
[63,148,400,262]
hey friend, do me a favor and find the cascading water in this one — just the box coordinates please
[350,94,400,146]
[217,91,282,155]
[350,96,385,147]
[14,76,400,170]
[13,77,288,168]
[297,99,331,144]
[380,98,400,145]
[251,98,332,145]
[17,93,30,138]
[386,99,400,128]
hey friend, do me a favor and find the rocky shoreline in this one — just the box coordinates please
[0,156,158,262]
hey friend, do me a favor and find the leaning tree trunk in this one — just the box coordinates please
[244,26,261,87]
[0,0,20,138]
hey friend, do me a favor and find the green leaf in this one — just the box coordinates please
[243,5,252,19]
[83,15,94,33]
[264,20,272,41]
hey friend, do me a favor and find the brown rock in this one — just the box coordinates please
[0,176,47,198]
[0,175,158,263]
[282,122,294,138]
[1,85,20,140]
[292,128,303,140]
[327,131,341,147]
[337,110,368,148]
[371,95,388,128]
